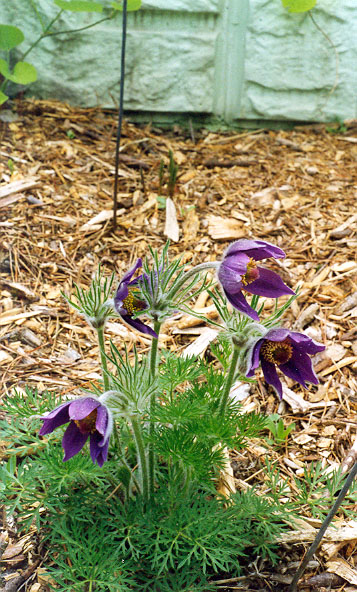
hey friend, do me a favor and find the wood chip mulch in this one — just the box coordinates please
[0,99,356,591]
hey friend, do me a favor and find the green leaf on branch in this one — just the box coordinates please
[0,25,24,50]
[0,60,37,84]
[0,90,9,105]
[281,0,316,12]
[111,0,142,11]
[53,0,103,12]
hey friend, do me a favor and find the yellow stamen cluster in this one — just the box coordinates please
[74,409,98,434]
[241,258,259,286]
[261,339,293,366]
[122,289,145,316]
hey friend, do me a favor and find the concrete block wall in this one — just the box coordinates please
[2,0,356,122]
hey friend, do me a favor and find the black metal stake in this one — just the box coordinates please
[289,461,357,592]
[113,0,128,231]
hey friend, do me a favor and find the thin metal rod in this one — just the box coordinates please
[113,0,128,231]
[289,461,357,592]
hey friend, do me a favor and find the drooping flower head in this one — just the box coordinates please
[39,396,113,467]
[218,239,295,321]
[246,328,325,398]
[114,258,158,338]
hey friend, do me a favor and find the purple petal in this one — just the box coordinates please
[39,401,71,435]
[90,434,109,467]
[62,421,88,461]
[218,253,250,294]
[121,314,158,338]
[97,404,113,446]
[114,258,143,310]
[245,268,295,298]
[223,289,260,321]
[261,358,283,398]
[114,283,129,309]
[119,258,143,286]
[68,397,100,421]
[246,339,264,376]
[280,350,320,387]
[264,328,290,342]
[286,331,325,354]
[225,239,286,262]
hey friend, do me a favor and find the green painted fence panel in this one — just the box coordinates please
[1,0,356,122]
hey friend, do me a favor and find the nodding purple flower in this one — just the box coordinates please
[39,397,113,467]
[217,239,295,321]
[114,258,158,338]
[246,328,325,398]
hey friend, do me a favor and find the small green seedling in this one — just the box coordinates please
[157,151,179,205]
[265,414,295,446]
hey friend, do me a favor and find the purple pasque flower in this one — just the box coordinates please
[39,396,113,467]
[218,239,295,321]
[246,328,325,398]
[114,258,158,338]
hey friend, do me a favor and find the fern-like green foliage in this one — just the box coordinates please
[2,381,356,589]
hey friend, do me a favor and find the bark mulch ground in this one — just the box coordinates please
[0,99,356,591]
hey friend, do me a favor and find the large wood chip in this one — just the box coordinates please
[164,197,180,242]
[326,558,357,585]
[0,177,39,199]
[207,215,246,240]
[216,446,236,498]
[182,327,219,358]
[79,208,126,231]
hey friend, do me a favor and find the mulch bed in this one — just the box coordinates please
[0,99,356,591]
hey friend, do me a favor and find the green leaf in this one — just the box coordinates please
[0,58,11,78]
[0,60,37,84]
[0,25,24,50]
[111,0,142,11]
[53,0,103,12]
[10,62,37,84]
[281,0,316,12]
[0,90,8,105]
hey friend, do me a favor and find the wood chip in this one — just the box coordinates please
[0,177,39,200]
[326,558,357,585]
[182,328,219,358]
[207,215,246,240]
[79,208,126,231]
[164,197,180,242]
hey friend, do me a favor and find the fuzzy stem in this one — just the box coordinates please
[96,326,109,390]
[148,320,162,498]
[170,261,219,297]
[112,423,140,493]
[218,345,240,417]
[131,417,149,502]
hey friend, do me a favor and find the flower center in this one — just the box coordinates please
[260,339,293,365]
[122,289,146,317]
[241,258,259,286]
[74,409,98,434]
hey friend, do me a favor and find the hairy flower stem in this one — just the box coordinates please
[148,320,162,498]
[112,423,140,494]
[97,326,109,390]
[218,345,240,417]
[131,417,149,502]
[170,261,219,297]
